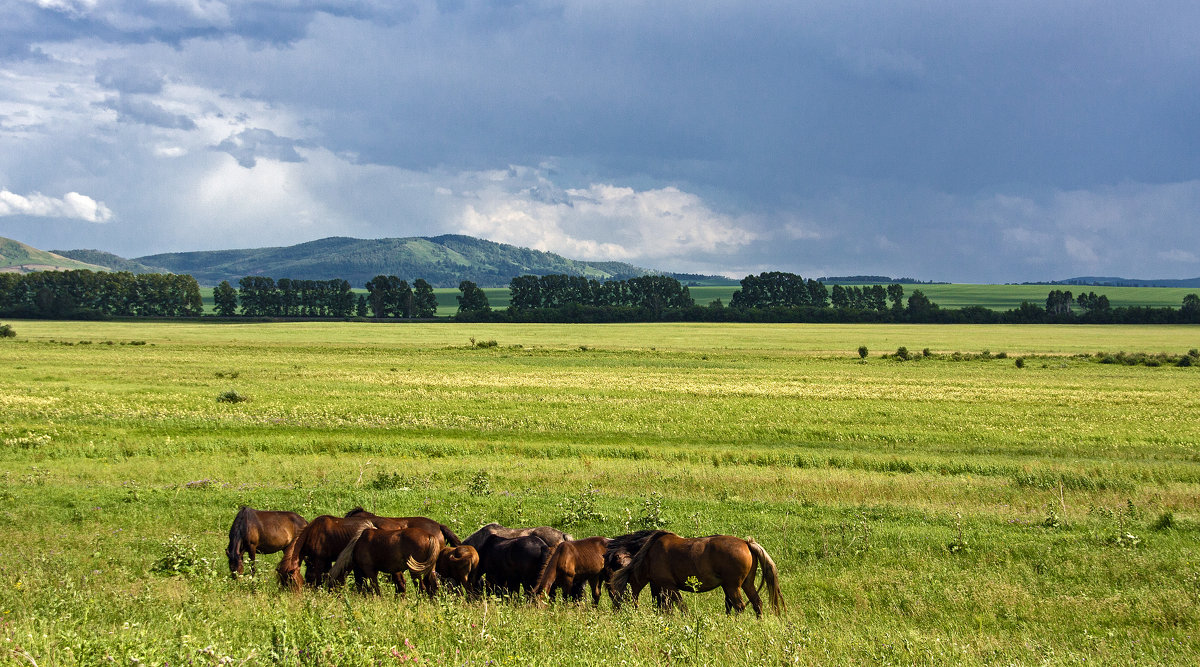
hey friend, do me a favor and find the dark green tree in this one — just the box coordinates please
[355,293,368,317]
[413,279,438,318]
[456,280,491,315]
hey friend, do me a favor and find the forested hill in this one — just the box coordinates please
[50,248,165,275]
[0,236,109,274]
[132,235,648,287]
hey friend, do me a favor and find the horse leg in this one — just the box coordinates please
[393,572,407,597]
[560,575,576,603]
[722,581,746,615]
[741,576,764,618]
[650,583,673,612]
[247,546,257,576]
[589,575,603,607]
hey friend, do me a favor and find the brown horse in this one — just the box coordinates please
[463,522,573,549]
[435,545,480,594]
[532,536,611,606]
[610,531,784,617]
[226,506,307,577]
[344,507,462,546]
[327,526,443,597]
[275,515,376,590]
[603,530,663,609]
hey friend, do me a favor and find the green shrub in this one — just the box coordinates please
[151,534,214,577]
[467,470,492,496]
[558,484,606,527]
[857,345,868,359]
[216,390,248,403]
[0,323,15,338]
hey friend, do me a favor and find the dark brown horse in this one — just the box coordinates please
[610,531,784,617]
[474,533,551,598]
[532,536,611,606]
[463,523,573,549]
[435,545,480,594]
[327,526,443,597]
[226,506,308,577]
[344,507,462,546]
[275,515,376,590]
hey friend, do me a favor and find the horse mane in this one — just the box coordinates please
[277,515,327,587]
[610,530,672,592]
[344,507,370,518]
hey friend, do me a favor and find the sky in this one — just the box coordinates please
[1,1,1198,283]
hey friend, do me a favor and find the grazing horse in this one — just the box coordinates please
[610,531,784,617]
[327,527,443,597]
[275,515,376,590]
[532,536,611,606]
[474,534,550,598]
[343,507,462,547]
[226,506,307,577]
[435,545,480,594]
[603,530,663,609]
[463,523,573,549]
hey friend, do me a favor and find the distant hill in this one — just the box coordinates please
[1041,276,1200,289]
[50,248,165,274]
[134,234,649,287]
[0,236,110,274]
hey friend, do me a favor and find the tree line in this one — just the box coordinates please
[451,272,1200,325]
[0,270,202,318]
[212,276,440,318]
[3,269,1198,324]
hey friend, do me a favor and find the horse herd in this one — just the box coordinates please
[226,506,785,617]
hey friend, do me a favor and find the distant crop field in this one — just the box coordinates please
[2,320,1198,664]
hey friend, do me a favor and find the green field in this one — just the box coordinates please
[2,321,1199,665]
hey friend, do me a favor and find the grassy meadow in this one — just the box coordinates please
[2,320,1199,665]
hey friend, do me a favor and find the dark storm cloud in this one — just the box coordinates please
[1,1,1198,281]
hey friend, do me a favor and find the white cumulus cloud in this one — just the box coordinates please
[0,188,114,222]
[458,176,758,264]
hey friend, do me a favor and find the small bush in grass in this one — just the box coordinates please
[467,470,492,496]
[857,345,868,359]
[894,346,910,360]
[0,323,15,338]
[1153,511,1175,531]
[1015,357,1025,368]
[558,484,606,527]
[635,491,669,530]
[152,534,214,577]
[217,390,248,403]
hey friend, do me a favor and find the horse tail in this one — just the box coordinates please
[327,522,375,584]
[227,506,256,572]
[532,541,566,599]
[746,538,785,615]
[439,524,462,547]
[611,530,669,593]
[405,536,440,575]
